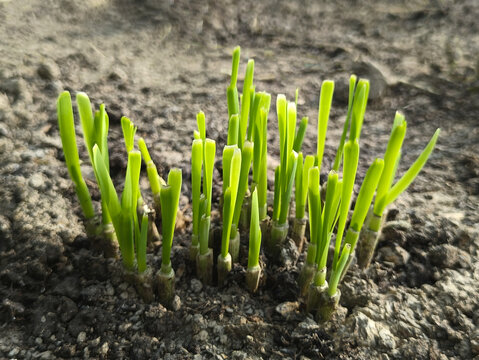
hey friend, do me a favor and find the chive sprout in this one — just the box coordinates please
[196,137,216,285]
[57,92,96,233]
[268,97,299,257]
[316,81,334,174]
[190,139,203,260]
[358,112,440,268]
[218,146,241,286]
[92,145,144,271]
[246,188,262,293]
[157,168,182,306]
[229,141,253,261]
[292,153,314,251]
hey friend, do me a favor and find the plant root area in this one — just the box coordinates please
[0,1,478,359]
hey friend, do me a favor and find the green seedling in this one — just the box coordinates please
[293,117,308,153]
[157,168,182,307]
[358,113,440,268]
[92,145,147,272]
[292,153,315,251]
[246,188,262,293]
[227,46,241,120]
[252,94,271,221]
[229,141,253,262]
[197,138,216,285]
[190,139,203,260]
[316,81,335,174]
[57,92,96,235]
[238,59,254,150]
[269,97,299,257]
[298,167,321,296]
[76,92,118,249]
[218,146,241,286]
[314,158,384,321]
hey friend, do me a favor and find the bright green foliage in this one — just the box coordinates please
[317,81,335,174]
[137,212,149,273]
[121,116,137,153]
[239,60,255,150]
[349,158,385,237]
[227,46,241,119]
[306,167,321,264]
[316,171,342,271]
[293,117,308,153]
[252,93,271,219]
[372,113,440,219]
[349,79,370,142]
[138,138,164,196]
[191,139,203,242]
[332,75,357,171]
[203,139,216,217]
[328,243,350,296]
[247,188,262,269]
[227,114,239,145]
[279,151,299,224]
[332,139,359,267]
[92,145,145,271]
[76,92,113,226]
[295,153,315,220]
[57,91,95,219]
[197,111,206,142]
[383,129,440,210]
[160,168,182,268]
[221,147,241,258]
[274,98,301,225]
[232,141,254,229]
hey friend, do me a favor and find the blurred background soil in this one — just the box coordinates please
[0,0,478,359]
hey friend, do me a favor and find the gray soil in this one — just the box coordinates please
[0,0,478,359]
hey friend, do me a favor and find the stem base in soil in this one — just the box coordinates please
[196,248,214,286]
[246,265,261,293]
[156,263,175,308]
[317,289,341,323]
[217,253,232,287]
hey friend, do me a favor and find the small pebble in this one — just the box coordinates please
[77,331,86,344]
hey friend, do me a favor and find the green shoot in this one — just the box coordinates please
[375,128,439,219]
[221,147,242,258]
[295,153,315,220]
[274,98,300,225]
[316,171,341,271]
[279,151,299,225]
[160,168,182,272]
[138,138,165,196]
[57,91,95,220]
[191,139,203,244]
[373,112,407,216]
[197,111,206,142]
[252,93,271,220]
[247,188,262,269]
[137,212,149,273]
[293,117,308,153]
[92,145,141,270]
[332,139,359,268]
[332,75,357,171]
[227,114,239,145]
[349,158,385,239]
[121,116,137,153]
[328,243,350,296]
[204,139,216,217]
[349,79,370,142]
[231,141,254,233]
[306,166,321,264]
[227,46,241,119]
[272,166,281,221]
[317,81,335,174]
[239,59,255,150]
